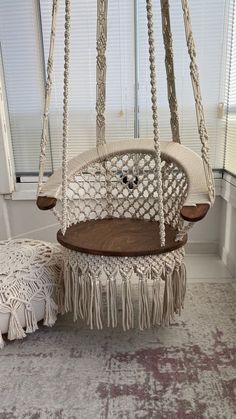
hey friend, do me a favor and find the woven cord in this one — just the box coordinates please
[146,0,165,246]
[96,0,108,147]
[182,0,215,203]
[61,0,71,234]
[160,0,180,143]
[37,0,58,196]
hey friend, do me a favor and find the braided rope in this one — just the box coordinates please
[160,0,180,143]
[182,0,215,203]
[146,0,165,246]
[96,0,108,147]
[61,0,71,234]
[37,0,58,196]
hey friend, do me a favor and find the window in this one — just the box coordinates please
[0,0,230,178]
[224,0,236,176]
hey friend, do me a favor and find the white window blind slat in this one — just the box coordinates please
[0,0,231,176]
[225,0,236,176]
[138,0,227,169]
[40,0,135,169]
[0,1,51,174]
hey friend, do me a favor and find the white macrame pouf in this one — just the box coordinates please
[0,239,63,348]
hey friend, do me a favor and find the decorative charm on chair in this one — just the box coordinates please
[37,0,215,330]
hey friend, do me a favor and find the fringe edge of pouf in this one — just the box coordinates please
[0,266,64,349]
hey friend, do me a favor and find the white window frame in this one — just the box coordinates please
[0,46,15,195]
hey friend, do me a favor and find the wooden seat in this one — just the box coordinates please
[57,218,187,257]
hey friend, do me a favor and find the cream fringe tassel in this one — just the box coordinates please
[62,258,187,331]
[8,311,26,341]
[1,282,63,344]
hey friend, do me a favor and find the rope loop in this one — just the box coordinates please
[61,0,71,234]
[37,0,58,196]
[146,0,165,246]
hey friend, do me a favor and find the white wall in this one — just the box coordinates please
[0,195,222,255]
[219,176,236,276]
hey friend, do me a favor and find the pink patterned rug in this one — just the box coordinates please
[0,282,235,419]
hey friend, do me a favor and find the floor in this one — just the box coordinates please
[0,255,235,419]
[186,254,234,283]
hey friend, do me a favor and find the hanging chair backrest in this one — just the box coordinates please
[38,138,215,230]
[55,146,189,229]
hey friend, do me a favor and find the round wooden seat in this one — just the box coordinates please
[57,218,187,257]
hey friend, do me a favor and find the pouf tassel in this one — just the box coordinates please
[8,310,26,341]
[25,305,39,333]
[44,296,58,327]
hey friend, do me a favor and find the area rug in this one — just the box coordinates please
[0,282,235,419]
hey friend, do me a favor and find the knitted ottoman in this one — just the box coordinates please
[0,239,63,348]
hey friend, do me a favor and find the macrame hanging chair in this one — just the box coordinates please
[37,0,215,330]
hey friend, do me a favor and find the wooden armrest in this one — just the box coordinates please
[36,196,57,211]
[180,204,209,222]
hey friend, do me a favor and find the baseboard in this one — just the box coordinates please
[186,241,219,255]
[219,245,236,277]
[11,222,59,243]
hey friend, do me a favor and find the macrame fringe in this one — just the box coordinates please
[62,255,187,330]
[44,297,58,327]
[162,271,174,326]
[106,269,117,328]
[8,311,26,341]
[64,261,73,312]
[56,270,65,314]
[121,269,134,331]
[138,276,150,330]
[151,277,162,326]
[88,275,103,330]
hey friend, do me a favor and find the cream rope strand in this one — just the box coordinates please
[38,0,58,196]
[96,0,108,146]
[182,0,215,203]
[61,0,71,234]
[160,0,180,143]
[146,0,165,246]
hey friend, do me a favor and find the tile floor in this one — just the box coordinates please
[186,254,234,284]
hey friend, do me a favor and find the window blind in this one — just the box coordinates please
[225,0,236,176]
[137,0,227,169]
[40,0,135,169]
[0,1,51,175]
[0,0,230,176]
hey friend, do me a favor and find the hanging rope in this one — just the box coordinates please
[146,0,165,246]
[96,0,108,146]
[160,0,180,143]
[182,0,215,203]
[37,0,58,196]
[61,0,71,234]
